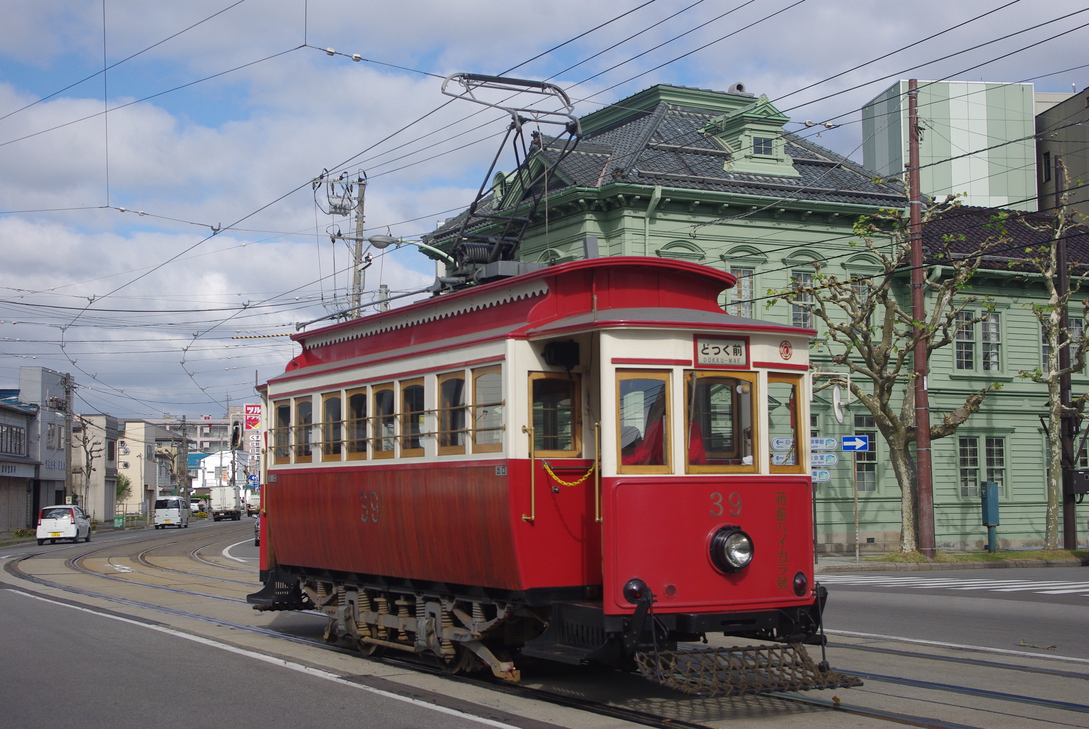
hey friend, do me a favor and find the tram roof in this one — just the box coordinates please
[274,258,813,381]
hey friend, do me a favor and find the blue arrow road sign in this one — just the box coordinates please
[841,435,870,452]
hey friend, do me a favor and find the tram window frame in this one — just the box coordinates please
[294,397,314,463]
[322,392,343,460]
[683,370,757,474]
[437,372,467,456]
[346,387,368,461]
[472,366,504,454]
[400,378,425,457]
[372,383,396,459]
[273,400,291,465]
[616,370,671,474]
[528,372,582,458]
[767,373,806,474]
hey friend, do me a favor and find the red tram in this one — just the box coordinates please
[249,256,858,696]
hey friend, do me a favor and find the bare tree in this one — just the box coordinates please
[771,198,1003,552]
[1013,189,1089,548]
[74,416,102,511]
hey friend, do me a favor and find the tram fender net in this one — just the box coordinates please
[636,643,862,697]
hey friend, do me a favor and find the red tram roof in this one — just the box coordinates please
[275,257,813,378]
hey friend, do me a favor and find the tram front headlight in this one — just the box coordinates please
[710,527,753,573]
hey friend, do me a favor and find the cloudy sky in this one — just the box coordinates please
[1,0,1085,419]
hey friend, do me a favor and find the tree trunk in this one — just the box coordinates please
[887,438,918,552]
[1045,382,1064,549]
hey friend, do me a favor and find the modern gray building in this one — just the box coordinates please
[863,80,1038,211]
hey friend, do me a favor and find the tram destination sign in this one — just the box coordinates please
[695,337,748,367]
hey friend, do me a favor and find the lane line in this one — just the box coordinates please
[827,629,1089,665]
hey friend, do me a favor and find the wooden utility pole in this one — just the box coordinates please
[908,80,936,556]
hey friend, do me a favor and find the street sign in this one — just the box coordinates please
[771,453,797,466]
[249,474,259,483]
[842,435,870,452]
[811,453,839,467]
[771,437,794,452]
[811,437,838,451]
[812,469,831,483]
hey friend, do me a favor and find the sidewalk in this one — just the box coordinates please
[815,552,1089,573]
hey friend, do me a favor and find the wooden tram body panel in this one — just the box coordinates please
[267,459,602,593]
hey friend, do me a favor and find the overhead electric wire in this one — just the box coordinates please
[6,1,1080,414]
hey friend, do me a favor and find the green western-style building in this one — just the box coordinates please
[425,83,1088,553]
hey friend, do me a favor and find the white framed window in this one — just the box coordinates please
[955,311,975,370]
[958,435,1005,498]
[791,270,813,329]
[854,414,877,492]
[730,267,754,318]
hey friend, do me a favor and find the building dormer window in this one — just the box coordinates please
[753,137,773,156]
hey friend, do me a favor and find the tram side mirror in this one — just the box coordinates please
[543,341,579,370]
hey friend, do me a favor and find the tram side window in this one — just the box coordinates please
[530,373,581,457]
[346,388,367,460]
[438,373,467,455]
[294,397,313,463]
[401,379,425,457]
[768,374,805,474]
[473,366,503,453]
[373,384,395,458]
[685,371,756,472]
[323,393,342,460]
[273,401,291,464]
[617,371,670,473]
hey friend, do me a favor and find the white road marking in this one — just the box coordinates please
[11,590,522,729]
[222,539,255,564]
[826,629,1089,665]
[820,574,1089,597]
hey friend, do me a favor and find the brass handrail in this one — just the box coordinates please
[521,425,535,523]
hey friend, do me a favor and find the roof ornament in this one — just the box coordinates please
[440,74,582,271]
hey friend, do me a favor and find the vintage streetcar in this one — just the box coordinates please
[249,255,859,696]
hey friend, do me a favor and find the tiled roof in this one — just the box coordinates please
[540,99,905,206]
[922,206,1089,271]
[427,87,905,244]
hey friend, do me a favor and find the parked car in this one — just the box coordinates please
[189,499,206,514]
[36,505,91,545]
[153,497,189,529]
[253,514,260,547]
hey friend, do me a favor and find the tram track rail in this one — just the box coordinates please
[5,536,1086,729]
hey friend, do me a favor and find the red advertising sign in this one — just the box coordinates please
[244,404,261,430]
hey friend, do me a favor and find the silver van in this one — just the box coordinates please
[153,497,189,529]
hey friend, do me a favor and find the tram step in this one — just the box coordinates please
[636,643,863,698]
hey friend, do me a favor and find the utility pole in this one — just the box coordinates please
[63,373,74,505]
[1055,155,1078,550]
[350,176,367,319]
[908,80,936,556]
[324,171,370,319]
[178,416,190,507]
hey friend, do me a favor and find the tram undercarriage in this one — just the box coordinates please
[248,568,861,696]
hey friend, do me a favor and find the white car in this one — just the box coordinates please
[36,505,91,545]
[154,497,189,529]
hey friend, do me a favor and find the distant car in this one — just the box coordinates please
[189,500,206,514]
[36,505,91,545]
[253,514,260,547]
[153,497,189,529]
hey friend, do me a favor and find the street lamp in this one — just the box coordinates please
[367,235,455,265]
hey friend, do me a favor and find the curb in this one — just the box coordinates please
[816,557,1089,573]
